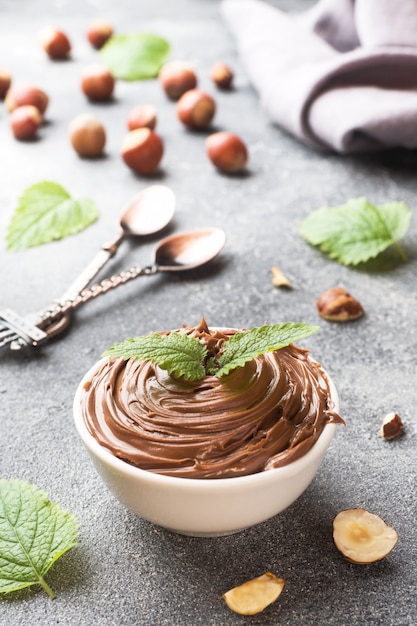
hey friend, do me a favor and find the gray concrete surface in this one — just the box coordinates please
[1,1,416,624]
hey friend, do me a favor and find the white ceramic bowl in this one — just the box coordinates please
[73,357,339,537]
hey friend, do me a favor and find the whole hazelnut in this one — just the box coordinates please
[86,18,113,49]
[159,60,197,100]
[81,64,115,101]
[316,287,364,322]
[0,68,12,99]
[10,105,42,140]
[69,113,106,157]
[121,128,164,175]
[127,104,157,131]
[5,83,49,114]
[39,26,71,59]
[176,89,216,129]
[206,131,248,173]
[210,62,234,90]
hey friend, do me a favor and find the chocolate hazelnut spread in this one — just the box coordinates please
[80,321,342,479]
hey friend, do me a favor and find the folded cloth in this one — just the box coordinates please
[221,0,417,153]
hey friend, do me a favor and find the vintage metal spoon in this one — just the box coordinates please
[59,183,176,303]
[0,227,226,350]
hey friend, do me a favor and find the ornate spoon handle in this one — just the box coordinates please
[38,263,158,324]
[0,264,158,350]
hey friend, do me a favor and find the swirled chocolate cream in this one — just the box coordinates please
[81,320,343,479]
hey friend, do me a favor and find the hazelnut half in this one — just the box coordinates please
[127,104,157,131]
[159,60,197,100]
[333,508,398,564]
[176,89,216,129]
[210,62,234,90]
[223,573,285,616]
[316,287,364,322]
[206,131,248,173]
[86,18,113,49]
[0,68,12,99]
[39,26,71,59]
[81,64,115,101]
[5,83,49,114]
[121,128,164,176]
[69,113,106,157]
[10,105,42,140]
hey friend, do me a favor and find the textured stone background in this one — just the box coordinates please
[1,1,416,624]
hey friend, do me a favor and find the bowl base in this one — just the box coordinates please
[163,525,248,538]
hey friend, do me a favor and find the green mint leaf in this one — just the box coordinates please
[300,197,411,265]
[0,478,78,598]
[215,323,319,378]
[100,33,170,80]
[6,181,99,251]
[103,332,208,381]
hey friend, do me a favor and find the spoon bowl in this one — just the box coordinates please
[119,185,176,237]
[154,228,226,271]
[58,185,176,305]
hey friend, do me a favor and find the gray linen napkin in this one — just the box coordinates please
[221,0,417,153]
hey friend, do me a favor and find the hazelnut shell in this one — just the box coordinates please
[69,113,106,157]
[206,131,248,173]
[81,64,115,101]
[176,89,216,129]
[10,105,42,140]
[210,62,234,89]
[87,19,113,49]
[40,26,71,59]
[316,287,364,322]
[0,68,12,99]
[5,84,49,114]
[159,61,197,100]
[121,128,164,176]
[127,104,157,131]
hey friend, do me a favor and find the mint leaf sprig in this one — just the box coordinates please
[210,323,319,378]
[103,322,319,382]
[100,33,170,80]
[0,479,78,599]
[6,181,99,251]
[300,197,411,266]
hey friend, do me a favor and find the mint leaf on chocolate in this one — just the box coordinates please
[6,181,99,250]
[103,323,319,381]
[103,332,207,381]
[0,478,78,598]
[300,197,410,265]
[214,323,319,378]
[100,33,170,80]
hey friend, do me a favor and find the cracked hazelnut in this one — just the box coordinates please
[159,60,197,100]
[271,266,291,288]
[10,105,42,140]
[127,104,157,131]
[87,19,113,49]
[69,113,106,157]
[381,412,403,440]
[5,83,49,114]
[121,128,163,175]
[316,287,364,322]
[176,89,216,129]
[81,64,115,101]
[39,26,71,59]
[210,62,234,89]
[0,68,12,99]
[206,131,248,173]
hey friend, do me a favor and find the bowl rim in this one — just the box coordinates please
[73,350,340,490]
